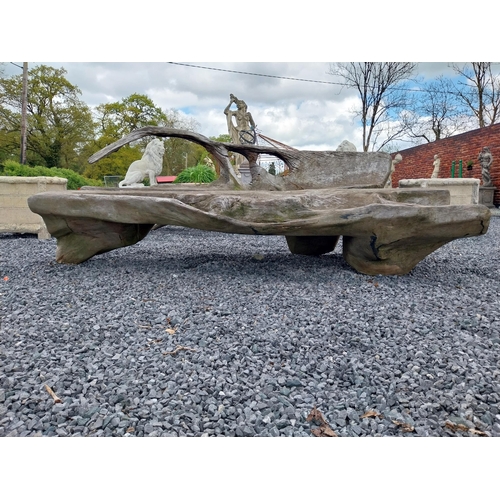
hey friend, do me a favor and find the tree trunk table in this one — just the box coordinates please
[27,186,490,276]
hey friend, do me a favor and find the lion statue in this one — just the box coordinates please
[119,138,165,188]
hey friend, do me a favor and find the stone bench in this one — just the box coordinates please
[27,186,490,276]
[0,176,67,239]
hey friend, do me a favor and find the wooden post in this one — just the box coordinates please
[20,62,28,165]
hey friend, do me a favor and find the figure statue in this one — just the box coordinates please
[385,153,402,188]
[224,94,256,173]
[431,154,441,178]
[478,147,493,187]
[119,139,165,188]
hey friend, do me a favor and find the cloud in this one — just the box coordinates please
[3,61,471,151]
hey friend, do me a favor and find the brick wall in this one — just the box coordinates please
[393,123,500,206]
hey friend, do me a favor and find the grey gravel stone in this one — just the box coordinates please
[1,220,500,437]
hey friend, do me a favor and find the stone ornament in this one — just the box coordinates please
[431,154,441,178]
[119,138,165,188]
[384,153,402,188]
[336,140,357,152]
[478,146,493,187]
[224,94,256,174]
[203,157,216,171]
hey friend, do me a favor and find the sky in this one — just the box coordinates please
[2,61,471,152]
[2,4,495,154]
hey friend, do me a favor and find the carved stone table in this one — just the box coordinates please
[27,186,490,276]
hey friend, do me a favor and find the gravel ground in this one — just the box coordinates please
[1,216,500,437]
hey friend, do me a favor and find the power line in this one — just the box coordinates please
[10,62,23,70]
[166,62,465,96]
[167,62,349,87]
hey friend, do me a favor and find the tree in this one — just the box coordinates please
[0,65,94,170]
[209,133,237,172]
[401,76,472,144]
[161,109,202,175]
[210,133,231,143]
[94,93,168,141]
[83,94,168,179]
[329,62,417,151]
[451,62,500,127]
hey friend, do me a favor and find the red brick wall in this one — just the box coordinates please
[393,123,500,206]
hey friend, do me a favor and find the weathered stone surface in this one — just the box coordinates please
[0,176,67,239]
[399,178,480,205]
[27,187,490,275]
[88,126,391,191]
[336,140,357,152]
[479,186,497,208]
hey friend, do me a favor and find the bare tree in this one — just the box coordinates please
[402,76,472,144]
[451,62,500,127]
[329,62,417,151]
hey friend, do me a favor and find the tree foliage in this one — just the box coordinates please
[94,93,168,141]
[0,159,102,189]
[83,94,168,179]
[210,133,232,143]
[161,109,204,175]
[0,65,94,170]
[329,62,416,151]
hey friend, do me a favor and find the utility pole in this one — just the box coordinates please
[20,62,28,164]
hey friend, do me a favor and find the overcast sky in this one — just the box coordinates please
[3,61,472,151]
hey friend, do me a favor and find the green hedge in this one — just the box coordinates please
[0,160,103,190]
[174,164,217,184]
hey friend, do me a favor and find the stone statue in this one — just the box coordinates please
[385,153,402,188]
[204,156,216,172]
[478,147,493,187]
[224,94,256,173]
[431,154,441,178]
[336,140,357,152]
[119,139,165,188]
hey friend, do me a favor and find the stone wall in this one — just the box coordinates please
[393,123,500,206]
[0,176,68,239]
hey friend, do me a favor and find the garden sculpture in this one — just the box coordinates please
[224,94,256,174]
[478,146,493,187]
[27,126,491,276]
[431,154,441,179]
[119,138,165,188]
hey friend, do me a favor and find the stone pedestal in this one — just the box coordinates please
[238,160,252,185]
[398,178,480,205]
[479,186,496,208]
